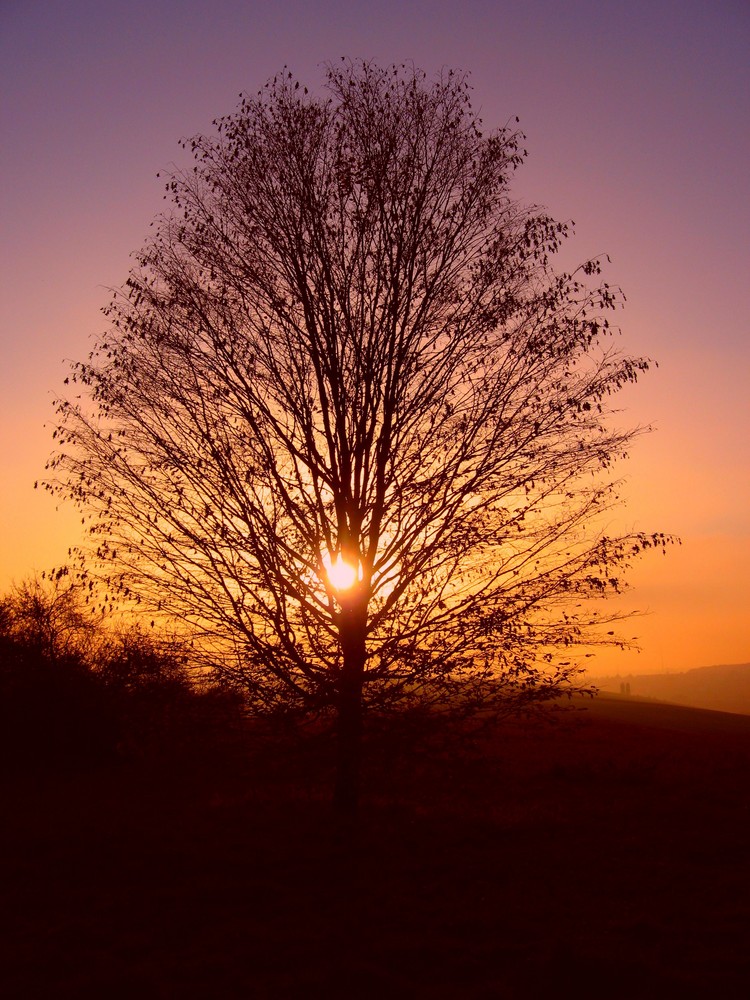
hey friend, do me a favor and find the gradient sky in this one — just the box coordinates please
[1,0,748,676]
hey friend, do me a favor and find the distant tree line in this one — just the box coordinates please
[0,574,244,772]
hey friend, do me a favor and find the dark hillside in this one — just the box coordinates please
[2,695,749,997]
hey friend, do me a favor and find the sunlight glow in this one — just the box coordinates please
[322,551,362,591]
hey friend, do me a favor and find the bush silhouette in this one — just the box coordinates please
[0,578,245,772]
[0,629,115,769]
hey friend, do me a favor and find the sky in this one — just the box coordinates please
[1,0,748,677]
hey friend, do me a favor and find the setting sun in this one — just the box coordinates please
[322,552,361,591]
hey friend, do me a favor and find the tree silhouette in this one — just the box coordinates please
[0,572,102,664]
[49,61,668,810]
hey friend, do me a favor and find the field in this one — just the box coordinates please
[2,695,750,997]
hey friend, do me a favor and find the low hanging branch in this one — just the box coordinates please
[48,60,671,809]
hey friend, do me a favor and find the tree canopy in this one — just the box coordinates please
[49,60,668,807]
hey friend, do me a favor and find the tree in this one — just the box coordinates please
[0,575,240,767]
[0,571,102,664]
[49,60,668,810]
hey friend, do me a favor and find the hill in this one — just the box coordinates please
[2,695,750,996]
[590,661,750,715]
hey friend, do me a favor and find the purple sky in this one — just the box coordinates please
[1,0,748,674]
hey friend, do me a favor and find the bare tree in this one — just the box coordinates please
[0,572,102,664]
[49,61,668,810]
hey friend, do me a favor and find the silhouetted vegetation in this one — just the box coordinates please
[0,577,246,772]
[48,60,673,809]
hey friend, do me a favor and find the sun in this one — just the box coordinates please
[322,552,361,591]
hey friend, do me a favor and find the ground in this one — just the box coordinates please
[2,695,749,997]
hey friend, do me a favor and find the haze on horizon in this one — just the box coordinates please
[1,0,748,679]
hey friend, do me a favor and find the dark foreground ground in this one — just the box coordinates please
[2,695,750,998]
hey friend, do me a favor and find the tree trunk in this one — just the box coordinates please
[334,601,366,815]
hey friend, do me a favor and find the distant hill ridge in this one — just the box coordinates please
[590,662,750,716]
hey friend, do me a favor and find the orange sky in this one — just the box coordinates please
[1,1,748,676]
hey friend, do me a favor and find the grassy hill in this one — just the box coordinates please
[591,661,750,715]
[2,695,749,996]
